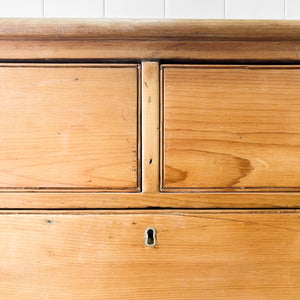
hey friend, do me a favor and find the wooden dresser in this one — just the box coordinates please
[0,19,299,299]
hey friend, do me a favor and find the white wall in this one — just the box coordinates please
[0,0,299,19]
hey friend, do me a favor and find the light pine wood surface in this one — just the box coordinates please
[0,192,299,209]
[0,210,299,299]
[2,19,300,41]
[142,62,160,192]
[0,23,298,300]
[1,40,300,61]
[162,65,300,192]
[0,64,139,191]
[1,20,300,60]
[0,62,298,207]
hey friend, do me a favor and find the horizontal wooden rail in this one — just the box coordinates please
[0,19,300,41]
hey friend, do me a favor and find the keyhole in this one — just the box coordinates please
[145,227,156,247]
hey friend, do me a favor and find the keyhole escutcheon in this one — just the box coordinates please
[145,227,156,247]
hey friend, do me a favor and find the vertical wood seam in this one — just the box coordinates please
[142,61,160,193]
[137,64,142,191]
[160,65,165,192]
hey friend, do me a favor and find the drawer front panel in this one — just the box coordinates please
[0,64,139,191]
[162,65,300,191]
[0,211,299,299]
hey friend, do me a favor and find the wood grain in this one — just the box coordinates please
[0,192,299,209]
[1,19,300,41]
[1,20,300,60]
[1,40,300,61]
[0,210,299,299]
[162,65,300,192]
[142,62,160,192]
[0,64,139,191]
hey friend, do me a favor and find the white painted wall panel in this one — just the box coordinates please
[165,0,224,19]
[105,0,164,18]
[286,0,300,19]
[0,0,43,17]
[226,0,285,19]
[0,0,298,20]
[44,0,104,18]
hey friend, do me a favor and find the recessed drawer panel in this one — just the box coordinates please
[162,65,300,191]
[0,210,299,299]
[0,64,140,191]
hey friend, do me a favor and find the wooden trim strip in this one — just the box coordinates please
[141,62,160,193]
[161,64,300,69]
[0,209,298,214]
[160,66,165,192]
[1,19,300,41]
[1,20,300,60]
[1,40,300,61]
[0,192,299,209]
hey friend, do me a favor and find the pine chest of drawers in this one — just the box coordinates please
[0,19,299,299]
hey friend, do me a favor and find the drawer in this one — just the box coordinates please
[162,65,300,192]
[0,64,140,192]
[0,210,299,299]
